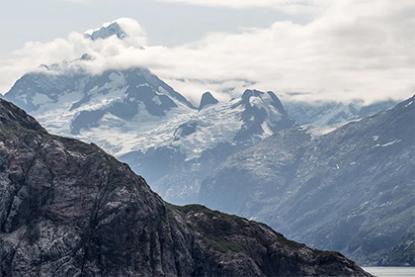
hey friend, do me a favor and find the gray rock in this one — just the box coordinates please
[199,92,219,110]
[86,22,127,41]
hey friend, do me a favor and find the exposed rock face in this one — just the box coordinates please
[86,22,127,40]
[199,91,219,110]
[0,99,371,276]
[118,89,293,204]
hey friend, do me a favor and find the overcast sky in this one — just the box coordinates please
[0,0,303,54]
[1,0,414,103]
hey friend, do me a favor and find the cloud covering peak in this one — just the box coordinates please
[1,0,414,104]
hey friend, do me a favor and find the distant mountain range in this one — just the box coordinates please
[0,98,372,276]
[200,96,415,266]
[2,20,412,267]
[4,64,297,204]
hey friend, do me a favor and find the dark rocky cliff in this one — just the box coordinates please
[0,99,371,276]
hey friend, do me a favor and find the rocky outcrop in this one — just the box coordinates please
[0,98,371,276]
[199,92,219,110]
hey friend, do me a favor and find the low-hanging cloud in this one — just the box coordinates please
[1,0,414,104]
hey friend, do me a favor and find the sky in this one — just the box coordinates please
[0,0,414,104]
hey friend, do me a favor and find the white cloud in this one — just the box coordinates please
[1,0,414,104]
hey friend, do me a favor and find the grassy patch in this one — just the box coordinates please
[205,236,244,253]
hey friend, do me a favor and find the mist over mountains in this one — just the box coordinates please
[1,17,414,270]
[3,54,413,267]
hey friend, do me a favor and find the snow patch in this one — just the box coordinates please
[373,139,401,148]
[249,96,262,107]
[32,93,52,106]
[261,121,273,138]
[152,95,162,105]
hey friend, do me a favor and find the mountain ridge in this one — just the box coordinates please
[0,98,371,276]
[2,61,409,266]
[199,95,415,266]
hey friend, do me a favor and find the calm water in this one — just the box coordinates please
[363,267,415,277]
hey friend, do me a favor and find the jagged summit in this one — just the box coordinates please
[241,89,263,100]
[85,21,127,40]
[240,89,286,115]
[199,91,219,110]
[84,18,147,46]
[267,91,287,115]
[233,89,293,143]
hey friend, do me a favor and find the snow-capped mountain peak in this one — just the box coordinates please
[3,62,295,205]
[4,66,196,137]
[232,89,293,143]
[86,21,127,40]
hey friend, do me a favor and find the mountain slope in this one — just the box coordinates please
[0,98,371,276]
[4,68,293,203]
[120,89,294,203]
[284,99,396,134]
[4,66,194,135]
[199,96,415,266]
